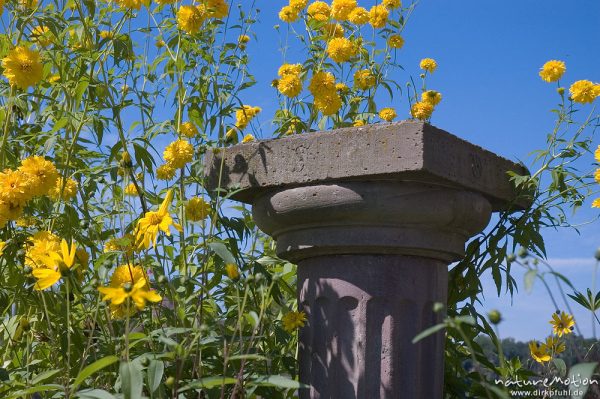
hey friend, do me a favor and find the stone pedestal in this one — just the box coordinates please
[204,121,528,398]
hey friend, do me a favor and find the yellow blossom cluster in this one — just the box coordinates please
[326,37,357,63]
[378,107,397,122]
[0,156,77,227]
[179,121,199,138]
[539,60,599,104]
[163,139,194,169]
[309,71,342,116]
[2,46,43,90]
[283,0,397,29]
[529,311,573,364]
[276,63,303,98]
[282,311,307,332]
[410,59,442,121]
[353,69,375,90]
[185,197,211,221]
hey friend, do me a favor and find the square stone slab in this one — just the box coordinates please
[204,121,530,210]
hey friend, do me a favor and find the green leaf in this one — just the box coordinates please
[5,385,64,399]
[120,361,143,399]
[147,360,164,394]
[73,355,119,389]
[75,389,116,399]
[569,362,598,399]
[209,241,237,264]
[552,358,567,377]
[32,368,62,384]
[412,323,446,343]
[180,376,238,390]
[249,375,308,389]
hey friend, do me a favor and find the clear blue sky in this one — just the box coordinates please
[241,1,600,341]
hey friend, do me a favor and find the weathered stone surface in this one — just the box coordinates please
[204,121,529,210]
[252,181,491,263]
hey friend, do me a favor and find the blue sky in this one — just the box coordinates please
[240,1,600,341]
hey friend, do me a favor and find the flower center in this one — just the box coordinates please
[20,61,32,71]
[148,213,163,225]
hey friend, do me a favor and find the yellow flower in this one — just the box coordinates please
[206,0,228,18]
[321,23,344,39]
[225,263,239,279]
[49,177,78,201]
[379,108,397,122]
[353,120,365,127]
[279,5,299,23]
[309,71,336,97]
[156,164,176,181]
[278,63,302,77]
[0,169,32,205]
[335,83,349,93]
[369,5,388,28]
[595,145,600,163]
[277,74,303,98]
[24,231,61,269]
[331,0,356,21]
[116,0,143,9]
[421,90,442,106]
[124,183,139,196]
[347,7,369,24]
[177,5,207,34]
[0,0,4,15]
[569,80,600,104]
[16,216,36,227]
[529,341,551,363]
[0,241,5,257]
[225,128,238,142]
[186,197,211,221]
[0,202,22,228]
[387,34,404,49]
[545,336,566,355]
[282,311,307,332]
[353,69,376,90]
[99,30,114,40]
[595,169,600,184]
[2,46,43,90]
[31,26,52,47]
[164,139,194,169]
[410,101,434,121]
[238,34,250,47]
[383,0,401,9]
[235,105,261,130]
[593,198,600,208]
[135,189,182,250]
[327,37,356,63]
[180,121,198,138]
[48,74,60,84]
[155,0,176,5]
[289,0,308,11]
[98,264,161,317]
[104,234,136,256]
[539,60,566,83]
[241,134,255,143]
[32,239,77,290]
[420,58,437,73]
[307,1,330,22]
[314,92,342,116]
[550,311,575,337]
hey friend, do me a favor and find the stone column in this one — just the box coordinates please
[204,121,528,399]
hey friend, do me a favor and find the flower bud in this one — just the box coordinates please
[595,248,600,261]
[165,376,175,388]
[487,309,502,325]
[123,282,133,293]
